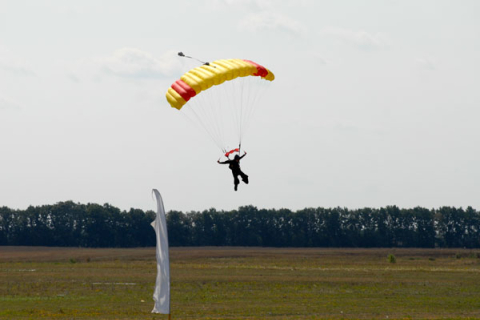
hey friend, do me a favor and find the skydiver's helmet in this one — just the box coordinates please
[234,155,240,161]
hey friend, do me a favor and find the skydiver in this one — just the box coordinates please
[217,152,249,191]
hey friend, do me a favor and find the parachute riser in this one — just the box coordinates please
[223,144,242,160]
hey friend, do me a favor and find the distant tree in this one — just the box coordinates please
[323,208,343,247]
[166,210,191,246]
[357,208,377,247]
[384,206,402,246]
[25,205,54,246]
[256,208,278,247]
[463,207,480,248]
[291,209,313,247]
[376,208,394,247]
[412,207,435,248]
[437,207,463,248]
[81,204,113,247]
[0,206,15,245]
[48,202,85,246]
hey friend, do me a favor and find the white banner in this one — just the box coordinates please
[151,189,170,314]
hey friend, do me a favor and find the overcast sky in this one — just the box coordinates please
[1,0,479,212]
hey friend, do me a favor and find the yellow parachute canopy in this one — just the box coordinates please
[166,59,274,110]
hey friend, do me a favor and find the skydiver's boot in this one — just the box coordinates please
[242,175,249,184]
[234,183,238,191]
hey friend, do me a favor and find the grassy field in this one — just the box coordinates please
[0,247,479,319]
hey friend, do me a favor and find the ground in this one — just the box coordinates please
[0,247,479,319]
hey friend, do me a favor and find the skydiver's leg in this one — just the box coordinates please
[233,173,240,191]
[240,171,249,184]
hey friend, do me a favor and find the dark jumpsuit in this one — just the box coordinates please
[219,154,248,189]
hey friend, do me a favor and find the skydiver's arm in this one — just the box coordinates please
[239,151,247,160]
[217,159,231,164]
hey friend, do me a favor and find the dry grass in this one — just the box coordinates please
[1,247,479,319]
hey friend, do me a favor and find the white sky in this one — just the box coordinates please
[1,0,479,212]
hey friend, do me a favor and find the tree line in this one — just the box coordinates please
[0,202,479,248]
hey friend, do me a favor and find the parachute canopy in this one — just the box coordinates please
[166,59,274,110]
[166,58,275,153]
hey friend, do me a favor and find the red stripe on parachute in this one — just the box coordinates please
[171,79,196,102]
[243,60,269,77]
